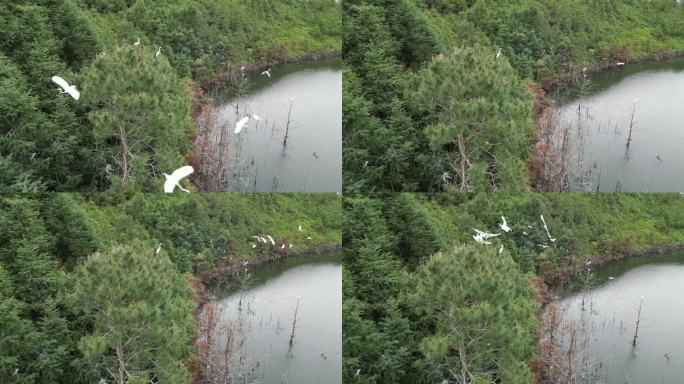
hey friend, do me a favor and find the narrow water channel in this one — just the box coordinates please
[205,252,342,384]
[556,58,684,192]
[550,250,684,384]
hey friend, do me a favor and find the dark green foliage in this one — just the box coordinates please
[69,241,196,383]
[343,193,684,383]
[81,45,194,192]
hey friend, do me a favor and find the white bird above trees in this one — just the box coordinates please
[51,76,80,100]
[163,165,194,193]
[298,225,302,231]
[267,235,275,245]
[156,243,162,254]
[499,216,511,232]
[134,38,140,46]
[156,46,161,57]
[540,215,556,242]
[261,68,271,78]
[472,228,500,245]
[496,48,502,60]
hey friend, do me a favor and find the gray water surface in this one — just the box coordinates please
[213,59,342,192]
[554,251,684,384]
[209,253,342,384]
[557,58,684,192]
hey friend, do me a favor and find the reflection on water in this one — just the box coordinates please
[212,59,342,192]
[556,58,684,192]
[552,251,684,384]
[207,253,341,384]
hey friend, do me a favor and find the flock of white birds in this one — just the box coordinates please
[472,215,557,253]
[49,38,276,194]
[249,224,312,252]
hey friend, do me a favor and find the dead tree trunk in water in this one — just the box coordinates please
[626,102,636,149]
[289,297,300,346]
[283,100,294,146]
[632,297,644,347]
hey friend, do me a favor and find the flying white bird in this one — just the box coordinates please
[585,260,592,267]
[51,76,80,100]
[243,260,249,266]
[163,165,194,193]
[306,236,312,240]
[250,114,262,121]
[522,231,529,236]
[251,243,256,248]
[472,228,501,239]
[240,66,246,71]
[354,369,361,377]
[261,68,271,78]
[156,243,162,254]
[608,276,615,280]
[281,244,285,249]
[473,233,492,245]
[496,48,502,60]
[234,116,250,134]
[499,216,511,232]
[616,62,625,67]
[298,225,302,231]
[156,46,161,57]
[499,245,504,254]
[582,67,588,72]
[289,243,293,248]
[267,235,275,245]
[540,215,556,242]
[134,38,140,46]
[538,244,550,249]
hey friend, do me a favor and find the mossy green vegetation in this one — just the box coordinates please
[0,192,341,383]
[0,0,341,192]
[343,193,684,383]
[343,0,684,192]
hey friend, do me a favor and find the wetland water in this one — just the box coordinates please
[212,59,342,192]
[556,58,684,192]
[552,250,684,384]
[206,252,342,384]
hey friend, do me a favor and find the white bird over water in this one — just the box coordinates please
[499,216,511,232]
[261,68,271,78]
[540,215,556,242]
[234,116,250,134]
[51,76,80,100]
[163,165,194,193]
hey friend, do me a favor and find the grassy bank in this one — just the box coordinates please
[343,193,684,383]
[0,193,341,383]
[343,0,684,192]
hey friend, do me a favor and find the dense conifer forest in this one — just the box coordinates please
[342,193,684,383]
[342,0,684,192]
[0,0,341,192]
[0,193,341,383]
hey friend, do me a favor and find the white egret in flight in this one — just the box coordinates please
[354,369,361,378]
[499,216,511,232]
[267,235,275,245]
[281,244,285,249]
[608,276,615,280]
[540,215,556,242]
[163,165,194,193]
[261,68,271,78]
[496,48,502,60]
[306,236,312,241]
[234,116,250,134]
[472,228,500,245]
[499,245,504,254]
[251,243,256,249]
[51,76,80,100]
[134,38,140,46]
[289,243,293,248]
[156,243,162,254]
[156,46,161,57]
